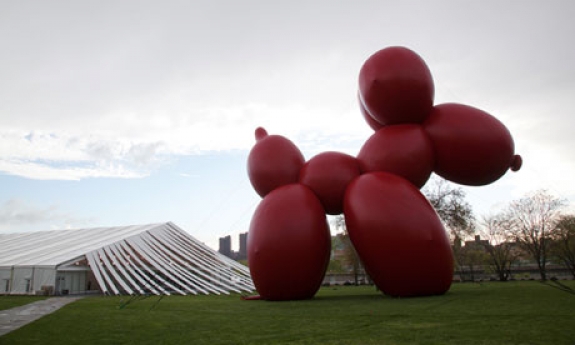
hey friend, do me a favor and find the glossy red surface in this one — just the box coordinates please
[299,151,361,215]
[424,103,516,186]
[358,92,384,131]
[248,184,331,301]
[247,129,305,197]
[344,172,454,297]
[357,124,434,188]
[245,46,521,300]
[359,46,434,126]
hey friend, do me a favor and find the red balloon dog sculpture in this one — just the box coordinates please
[246,46,522,300]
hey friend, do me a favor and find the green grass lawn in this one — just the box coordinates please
[0,295,47,311]
[2,281,574,344]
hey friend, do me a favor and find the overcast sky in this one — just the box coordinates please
[1,0,574,249]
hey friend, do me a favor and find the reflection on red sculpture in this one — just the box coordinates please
[358,92,384,131]
[246,46,521,300]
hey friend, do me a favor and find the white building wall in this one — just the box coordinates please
[0,269,11,293]
[55,271,86,294]
[33,267,56,293]
[11,267,33,294]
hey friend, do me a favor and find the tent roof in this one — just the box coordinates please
[0,223,164,267]
[0,222,254,296]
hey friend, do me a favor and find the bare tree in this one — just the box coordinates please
[507,190,565,281]
[550,215,575,278]
[333,215,363,285]
[423,176,475,243]
[423,177,476,278]
[480,213,519,281]
[457,245,489,281]
[327,235,346,274]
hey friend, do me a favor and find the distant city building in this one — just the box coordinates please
[218,232,248,261]
[239,233,248,260]
[219,235,232,257]
[464,235,490,248]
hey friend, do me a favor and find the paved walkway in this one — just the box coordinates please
[0,296,84,337]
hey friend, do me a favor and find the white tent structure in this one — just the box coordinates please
[0,222,254,296]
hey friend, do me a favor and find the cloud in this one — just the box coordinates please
[0,199,57,225]
[0,159,145,181]
[0,130,165,180]
[1,0,574,187]
[127,142,164,166]
[0,198,95,232]
[0,97,372,180]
